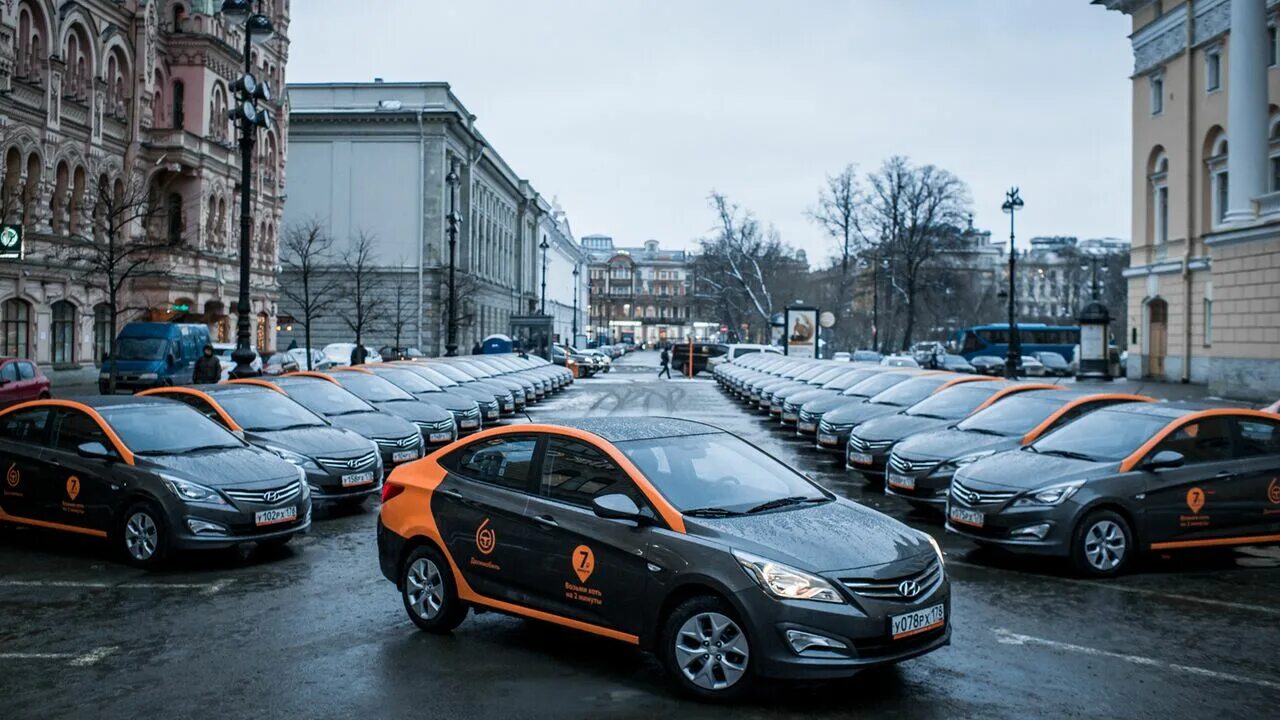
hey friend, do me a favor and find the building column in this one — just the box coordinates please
[1224,0,1270,224]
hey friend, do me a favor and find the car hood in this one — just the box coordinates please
[415,390,478,413]
[248,426,372,458]
[324,410,419,439]
[773,382,818,399]
[822,402,902,426]
[375,399,454,423]
[787,388,837,406]
[139,446,297,488]
[854,413,952,443]
[893,427,1019,462]
[688,498,932,573]
[802,394,866,415]
[956,449,1115,490]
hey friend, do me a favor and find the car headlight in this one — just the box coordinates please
[925,533,946,571]
[160,474,228,506]
[733,550,845,604]
[1014,480,1085,507]
[264,445,320,471]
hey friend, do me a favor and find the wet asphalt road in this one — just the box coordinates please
[2,351,1279,719]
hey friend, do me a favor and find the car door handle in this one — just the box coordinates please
[438,488,464,500]
[532,514,558,528]
[1213,471,1235,480]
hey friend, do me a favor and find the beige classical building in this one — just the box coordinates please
[1096,0,1280,401]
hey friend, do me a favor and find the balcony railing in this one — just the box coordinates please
[1256,191,1280,222]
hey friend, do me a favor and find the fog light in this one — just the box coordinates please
[1010,522,1051,540]
[307,483,322,494]
[187,518,227,535]
[785,629,848,656]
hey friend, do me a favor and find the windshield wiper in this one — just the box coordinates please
[683,507,745,518]
[966,427,1009,437]
[746,496,825,514]
[1038,449,1098,462]
[909,412,947,420]
[139,444,235,456]
[256,423,320,432]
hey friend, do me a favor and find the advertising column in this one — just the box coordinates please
[784,306,819,358]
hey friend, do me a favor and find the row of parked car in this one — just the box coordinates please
[0,353,573,569]
[714,353,1280,577]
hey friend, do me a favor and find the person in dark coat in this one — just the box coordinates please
[472,341,483,355]
[658,347,672,379]
[193,344,222,384]
[350,343,368,366]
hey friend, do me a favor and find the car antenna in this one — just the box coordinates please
[521,409,534,424]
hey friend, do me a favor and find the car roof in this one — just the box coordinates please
[192,383,279,398]
[1106,400,1227,419]
[547,417,724,443]
[55,395,175,409]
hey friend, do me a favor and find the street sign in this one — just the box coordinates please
[0,224,23,260]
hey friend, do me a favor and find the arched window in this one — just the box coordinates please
[1148,148,1169,252]
[3,148,20,213]
[216,196,227,247]
[105,47,130,118]
[172,80,185,129]
[1,298,33,358]
[206,195,218,249]
[50,161,69,233]
[1205,130,1229,229]
[93,303,112,364]
[23,152,40,223]
[172,3,186,33]
[1269,111,1280,192]
[69,166,85,234]
[51,300,76,364]
[167,192,184,244]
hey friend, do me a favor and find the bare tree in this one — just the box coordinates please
[59,173,172,393]
[386,257,416,353]
[341,231,384,350]
[280,220,340,369]
[808,165,864,330]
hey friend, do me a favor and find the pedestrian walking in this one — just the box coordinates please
[658,347,672,379]
[350,342,368,366]
[193,344,222,384]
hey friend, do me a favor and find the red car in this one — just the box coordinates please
[0,357,51,408]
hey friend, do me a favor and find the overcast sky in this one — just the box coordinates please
[288,1,1133,264]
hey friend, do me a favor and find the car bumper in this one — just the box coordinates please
[847,451,889,478]
[943,503,1074,556]
[815,428,852,453]
[377,518,406,586]
[170,501,312,550]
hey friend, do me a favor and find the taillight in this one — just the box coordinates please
[381,482,406,503]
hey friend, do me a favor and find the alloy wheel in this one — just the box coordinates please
[674,611,750,691]
[124,512,158,561]
[1083,519,1126,571]
[405,557,444,620]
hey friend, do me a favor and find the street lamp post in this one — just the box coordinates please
[445,160,460,357]
[539,237,550,315]
[220,0,274,379]
[1001,187,1025,379]
[571,263,580,338]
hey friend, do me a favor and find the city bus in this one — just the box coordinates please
[952,323,1079,362]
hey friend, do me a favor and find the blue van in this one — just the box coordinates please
[99,322,213,393]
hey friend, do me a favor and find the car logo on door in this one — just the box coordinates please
[5,463,18,488]
[898,580,921,598]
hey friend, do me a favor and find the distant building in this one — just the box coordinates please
[1019,236,1130,329]
[582,235,711,345]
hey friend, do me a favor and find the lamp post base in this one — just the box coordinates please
[229,346,259,379]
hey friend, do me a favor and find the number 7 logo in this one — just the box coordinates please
[572,545,595,583]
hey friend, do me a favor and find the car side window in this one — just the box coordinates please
[168,394,226,427]
[1235,418,1280,458]
[445,436,538,493]
[1153,418,1233,464]
[50,409,110,453]
[0,408,51,444]
[540,437,651,511]
[17,362,35,380]
[0,363,17,383]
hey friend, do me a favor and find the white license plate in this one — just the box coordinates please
[888,473,916,490]
[392,449,418,463]
[429,432,452,443]
[849,452,873,465]
[890,603,945,640]
[255,506,297,527]
[460,419,478,429]
[782,413,797,421]
[341,470,376,487]
[949,505,985,528]
[798,421,816,432]
[485,410,498,419]
[818,433,837,445]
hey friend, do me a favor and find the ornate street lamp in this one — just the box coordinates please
[1001,187,1024,379]
[571,262,580,337]
[539,236,550,315]
[220,0,274,379]
[445,159,460,357]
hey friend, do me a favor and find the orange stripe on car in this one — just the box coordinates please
[1119,408,1280,472]
[926,374,999,396]
[1020,393,1155,445]
[1151,533,1280,551]
[223,378,289,395]
[0,399,136,465]
[282,371,341,384]
[138,387,243,432]
[970,382,1061,413]
[0,506,108,538]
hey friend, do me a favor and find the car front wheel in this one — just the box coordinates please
[119,501,168,570]
[401,545,467,633]
[1071,509,1133,577]
[662,596,753,701]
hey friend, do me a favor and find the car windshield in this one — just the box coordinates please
[617,433,828,514]
[1029,409,1169,462]
[869,377,945,406]
[905,384,999,419]
[842,373,909,398]
[1038,352,1068,367]
[974,356,1002,365]
[336,373,416,402]
[943,355,968,365]
[823,369,878,390]
[407,365,458,387]
[957,395,1067,436]
[853,351,881,361]
[375,368,442,393]
[102,404,242,454]
[217,392,326,431]
[283,381,373,416]
[809,367,847,385]
[115,337,169,361]
[430,364,473,383]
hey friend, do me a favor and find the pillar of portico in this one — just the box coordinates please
[1224,0,1270,225]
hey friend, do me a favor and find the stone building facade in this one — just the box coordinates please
[582,235,711,346]
[0,0,289,380]
[1097,0,1280,400]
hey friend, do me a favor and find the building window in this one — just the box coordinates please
[167,193,184,244]
[1,298,32,358]
[172,80,185,129]
[1203,298,1213,347]
[1270,25,1278,68]
[51,301,75,364]
[1214,171,1229,226]
[1207,134,1229,228]
[1206,47,1222,92]
[93,303,112,365]
[1150,73,1164,115]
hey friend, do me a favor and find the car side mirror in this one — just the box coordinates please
[591,493,644,523]
[77,441,116,462]
[1143,450,1184,471]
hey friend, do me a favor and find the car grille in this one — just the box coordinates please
[453,407,481,423]
[316,451,379,472]
[224,479,302,505]
[951,479,1017,507]
[783,400,800,415]
[888,453,940,475]
[848,435,893,453]
[840,558,943,601]
[819,419,852,435]
[415,419,455,435]
[798,409,820,424]
[373,434,422,451]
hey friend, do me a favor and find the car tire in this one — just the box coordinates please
[118,501,169,570]
[401,545,467,633]
[661,595,754,701]
[1070,509,1134,578]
